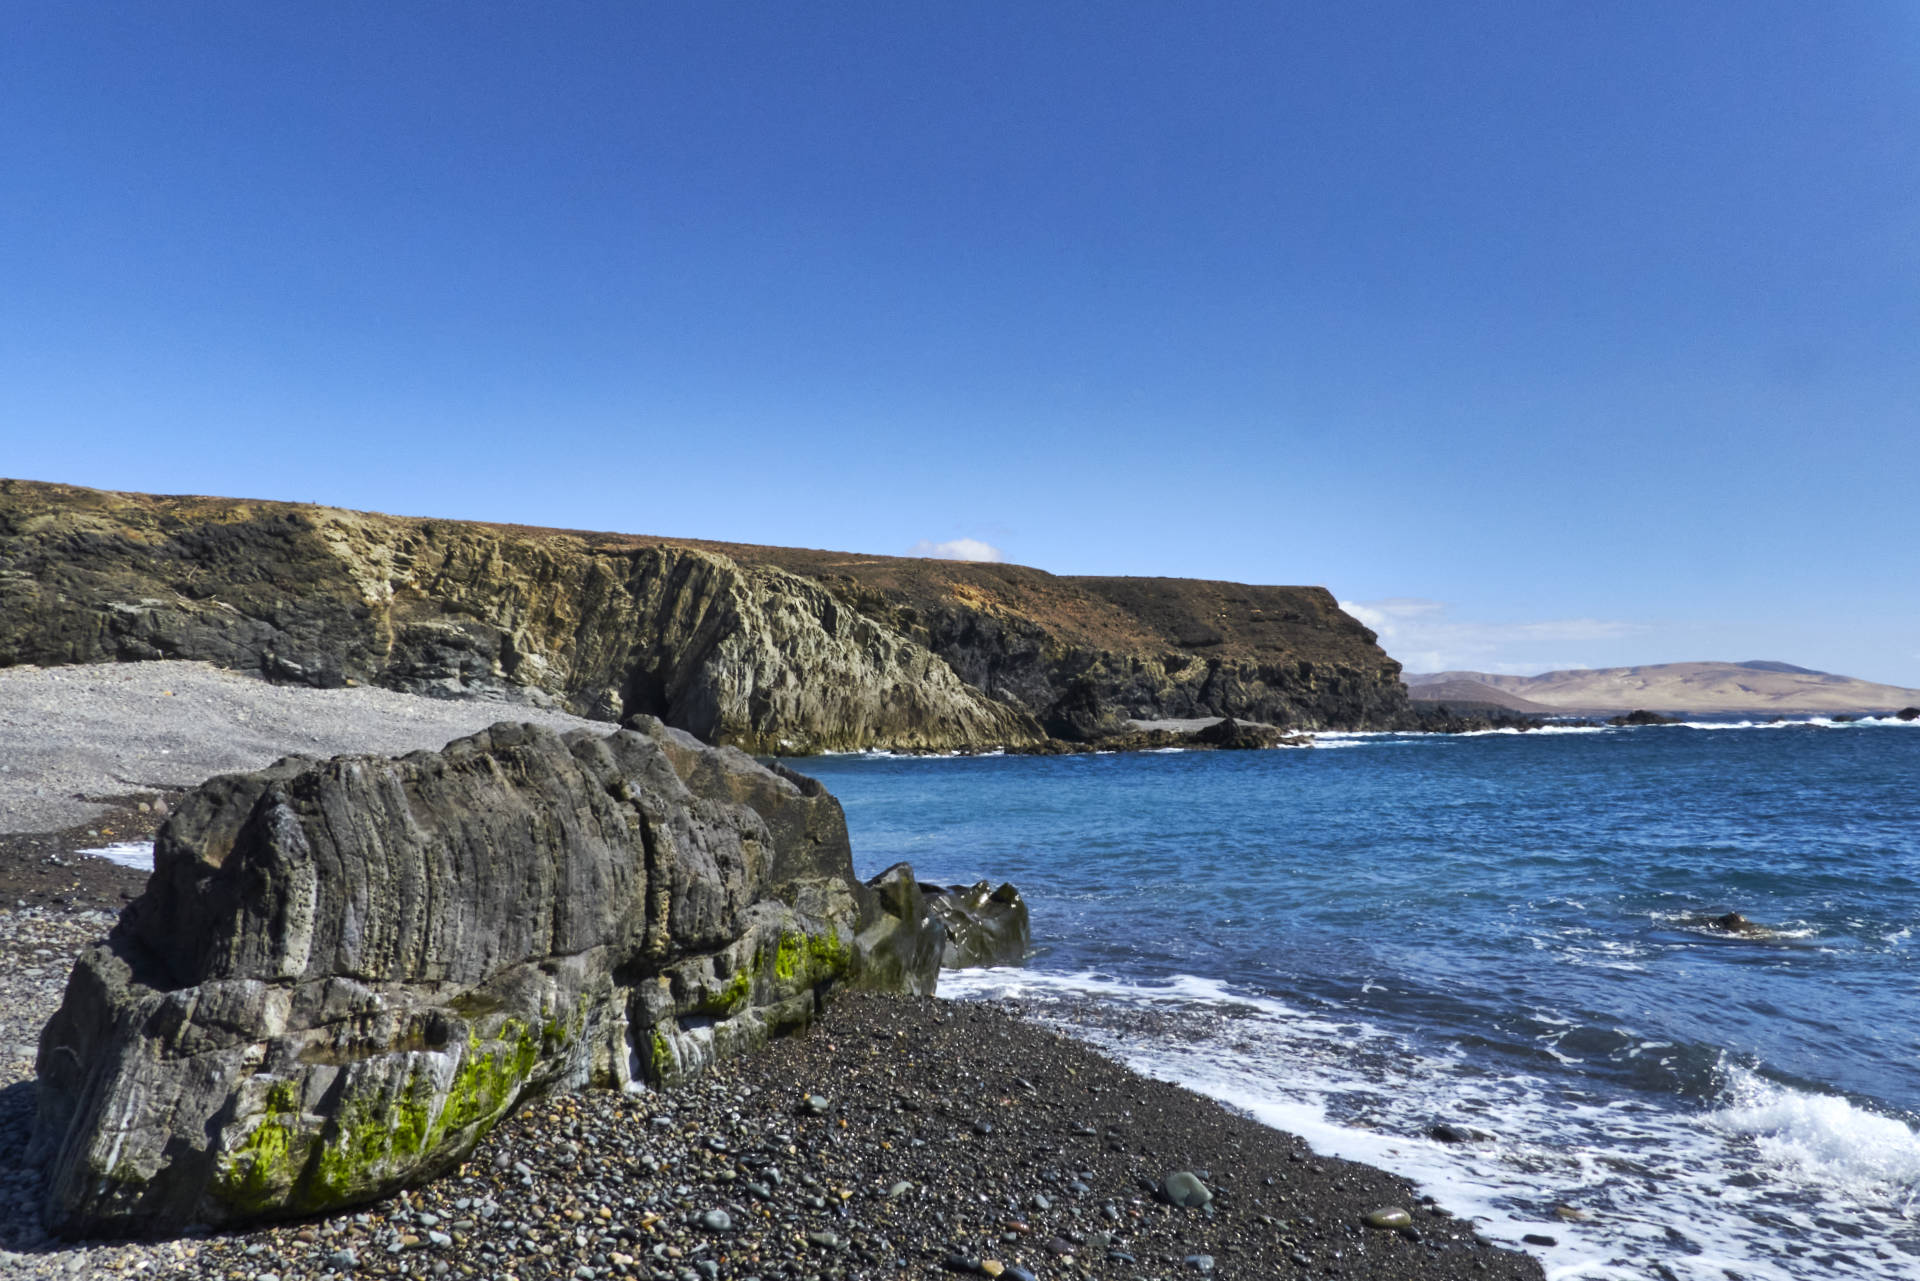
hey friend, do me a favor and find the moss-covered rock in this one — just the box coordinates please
[33,719,942,1237]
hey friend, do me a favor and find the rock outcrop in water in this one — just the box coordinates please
[0,480,1411,746]
[31,719,943,1237]
[923,881,1031,969]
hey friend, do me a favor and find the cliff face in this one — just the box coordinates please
[0,481,1038,752]
[676,548,1411,734]
[0,480,1410,744]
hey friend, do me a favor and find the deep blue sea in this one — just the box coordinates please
[798,718,1920,1281]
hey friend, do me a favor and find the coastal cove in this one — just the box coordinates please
[802,719,1920,1281]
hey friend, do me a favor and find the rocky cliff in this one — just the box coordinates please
[0,480,1410,743]
[32,719,942,1236]
[0,480,1038,752]
[679,544,1412,734]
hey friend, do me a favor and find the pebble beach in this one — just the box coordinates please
[0,665,1545,1280]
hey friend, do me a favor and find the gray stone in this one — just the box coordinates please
[1364,1207,1414,1230]
[700,1209,732,1232]
[1162,1170,1212,1208]
[32,721,945,1237]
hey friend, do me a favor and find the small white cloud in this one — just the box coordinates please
[907,537,1004,563]
[1339,598,1647,674]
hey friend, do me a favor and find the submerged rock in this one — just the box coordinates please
[1696,911,1778,939]
[31,719,942,1237]
[923,881,1031,968]
[1608,709,1683,726]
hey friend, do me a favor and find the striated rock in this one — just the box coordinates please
[0,480,1040,753]
[0,480,1411,745]
[923,881,1031,968]
[31,719,942,1237]
[770,559,1415,735]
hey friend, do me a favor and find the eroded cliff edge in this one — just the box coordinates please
[0,480,1410,746]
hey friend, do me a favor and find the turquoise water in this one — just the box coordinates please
[798,719,1920,1281]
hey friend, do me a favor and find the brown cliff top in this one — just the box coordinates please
[3,477,1393,672]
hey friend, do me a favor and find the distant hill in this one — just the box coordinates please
[1402,678,1564,715]
[1404,662,1920,715]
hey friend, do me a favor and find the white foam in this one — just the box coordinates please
[940,967,1920,1281]
[1708,1067,1920,1205]
[76,840,154,871]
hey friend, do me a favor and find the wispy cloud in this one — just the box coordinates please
[906,537,1005,563]
[1338,598,1647,675]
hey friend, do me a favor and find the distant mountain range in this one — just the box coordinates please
[1403,661,1920,715]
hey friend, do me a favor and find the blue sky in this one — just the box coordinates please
[5,3,1917,684]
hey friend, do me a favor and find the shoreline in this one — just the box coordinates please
[0,826,1546,1279]
[0,732,1544,1279]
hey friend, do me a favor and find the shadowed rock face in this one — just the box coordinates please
[31,719,942,1237]
[0,480,1411,743]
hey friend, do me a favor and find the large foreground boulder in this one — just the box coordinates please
[31,719,943,1237]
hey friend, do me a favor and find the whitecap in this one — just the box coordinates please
[937,967,1920,1281]
[76,840,155,871]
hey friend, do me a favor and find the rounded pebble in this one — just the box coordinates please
[1163,1169,1213,1208]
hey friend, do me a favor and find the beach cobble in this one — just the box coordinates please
[0,919,1543,1281]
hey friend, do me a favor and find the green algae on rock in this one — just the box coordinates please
[30,718,945,1237]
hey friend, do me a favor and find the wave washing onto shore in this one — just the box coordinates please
[76,840,155,870]
[941,968,1920,1281]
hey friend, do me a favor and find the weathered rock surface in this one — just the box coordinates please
[0,480,1412,745]
[923,881,1031,968]
[0,480,1039,753]
[735,554,1414,734]
[31,719,943,1237]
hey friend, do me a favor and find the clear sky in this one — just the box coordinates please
[5,3,1917,684]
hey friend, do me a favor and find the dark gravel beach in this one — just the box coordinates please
[0,672,1547,1281]
[0,829,1545,1280]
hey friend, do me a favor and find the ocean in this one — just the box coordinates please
[799,718,1920,1281]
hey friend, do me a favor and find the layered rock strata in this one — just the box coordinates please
[0,480,1038,753]
[31,719,942,1237]
[0,479,1412,743]
[674,549,1413,734]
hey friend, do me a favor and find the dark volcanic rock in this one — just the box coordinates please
[1609,709,1684,726]
[1696,911,1776,938]
[1412,703,1553,733]
[1897,707,1920,721]
[30,719,941,1237]
[1189,716,1293,749]
[924,880,1031,968]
